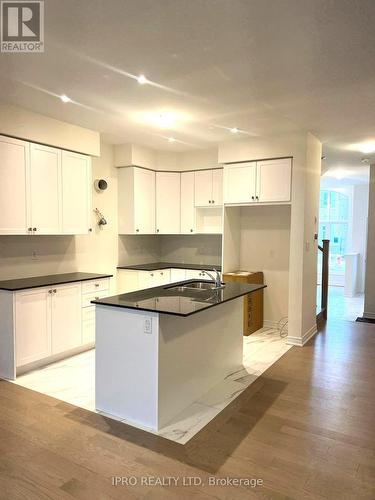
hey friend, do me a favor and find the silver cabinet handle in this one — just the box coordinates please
[48,289,53,294]
[33,228,37,232]
[95,283,99,287]
[53,289,57,293]
[150,273,154,277]
[156,229,159,233]
[136,229,139,232]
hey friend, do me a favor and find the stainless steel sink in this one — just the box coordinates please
[167,281,224,292]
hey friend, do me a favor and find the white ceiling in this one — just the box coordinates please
[0,0,374,174]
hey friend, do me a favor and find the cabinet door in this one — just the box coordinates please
[154,269,170,286]
[138,271,154,290]
[134,168,155,234]
[0,136,30,235]
[15,288,51,367]
[61,151,91,234]
[117,270,139,293]
[194,170,213,207]
[212,169,223,206]
[186,269,206,280]
[51,283,82,355]
[170,268,186,283]
[30,144,61,234]
[180,171,195,233]
[223,162,257,204]
[156,172,180,233]
[256,158,292,203]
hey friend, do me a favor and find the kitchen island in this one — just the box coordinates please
[93,279,266,432]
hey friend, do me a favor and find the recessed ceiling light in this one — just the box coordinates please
[168,137,176,143]
[60,94,71,103]
[137,74,148,85]
[230,127,239,134]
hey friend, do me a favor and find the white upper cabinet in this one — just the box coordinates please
[180,171,195,233]
[224,158,292,205]
[29,143,61,234]
[212,169,223,206]
[224,162,257,204]
[0,136,29,235]
[194,169,223,207]
[61,151,91,234]
[0,136,92,235]
[256,158,292,203]
[119,167,155,234]
[156,171,180,234]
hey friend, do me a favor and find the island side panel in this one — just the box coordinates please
[95,305,159,430]
[158,297,243,429]
[0,291,16,380]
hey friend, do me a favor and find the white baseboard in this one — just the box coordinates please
[363,311,375,319]
[287,323,318,347]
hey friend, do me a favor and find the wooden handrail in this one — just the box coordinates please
[317,239,330,321]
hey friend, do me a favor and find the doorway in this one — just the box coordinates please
[317,172,369,321]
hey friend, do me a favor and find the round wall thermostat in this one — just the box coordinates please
[94,179,108,192]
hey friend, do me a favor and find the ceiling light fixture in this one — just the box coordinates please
[60,94,71,103]
[349,142,375,154]
[168,137,176,143]
[137,74,148,85]
[230,127,239,134]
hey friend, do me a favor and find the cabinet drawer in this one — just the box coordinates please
[82,278,110,294]
[82,290,109,308]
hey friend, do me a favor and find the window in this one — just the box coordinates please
[318,190,350,277]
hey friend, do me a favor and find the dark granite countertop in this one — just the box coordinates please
[92,279,266,317]
[0,272,113,291]
[117,262,221,271]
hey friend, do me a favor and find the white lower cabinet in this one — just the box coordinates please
[51,283,82,355]
[15,288,51,367]
[117,267,219,293]
[14,278,110,371]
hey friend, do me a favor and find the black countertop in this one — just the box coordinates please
[92,279,266,317]
[117,262,221,271]
[0,272,113,291]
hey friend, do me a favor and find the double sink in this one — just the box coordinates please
[164,280,225,303]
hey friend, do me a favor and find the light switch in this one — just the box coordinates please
[144,318,152,334]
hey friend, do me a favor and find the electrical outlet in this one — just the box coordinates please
[144,318,152,334]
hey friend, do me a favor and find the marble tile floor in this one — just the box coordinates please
[13,327,292,445]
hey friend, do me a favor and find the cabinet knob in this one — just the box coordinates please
[208,200,212,204]
[251,196,255,200]
[150,273,154,277]
[256,196,259,200]
[53,289,57,293]
[136,229,139,232]
[95,283,99,287]
[33,228,37,232]
[28,227,32,232]
[88,228,92,232]
[190,229,193,232]
[48,289,53,294]
[160,272,163,275]
[212,200,215,204]
[156,229,159,233]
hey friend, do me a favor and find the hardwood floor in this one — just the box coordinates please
[0,319,374,499]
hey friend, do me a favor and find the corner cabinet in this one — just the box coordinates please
[0,135,92,235]
[156,171,180,234]
[118,167,155,234]
[223,158,292,205]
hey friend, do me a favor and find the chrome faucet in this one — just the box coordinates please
[205,268,223,289]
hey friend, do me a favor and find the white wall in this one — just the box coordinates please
[239,206,291,324]
[159,234,222,266]
[0,104,100,156]
[351,184,369,293]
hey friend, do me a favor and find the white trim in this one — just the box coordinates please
[363,311,375,319]
[287,323,318,347]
